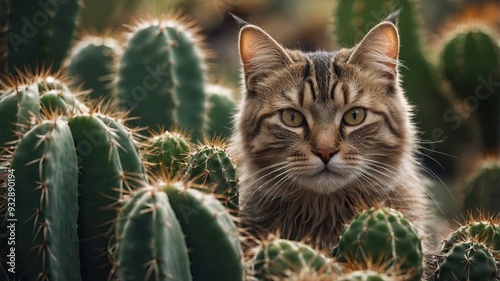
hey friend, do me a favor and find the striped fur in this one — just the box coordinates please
[229,15,431,252]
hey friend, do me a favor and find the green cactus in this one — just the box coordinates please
[6,0,79,73]
[333,207,423,281]
[442,220,500,253]
[116,16,207,141]
[68,113,146,280]
[67,36,122,101]
[251,237,339,280]
[205,84,236,139]
[0,76,88,151]
[145,130,191,177]
[185,143,238,212]
[435,241,497,281]
[10,118,80,281]
[0,83,40,151]
[164,181,244,281]
[440,27,500,152]
[462,158,500,214]
[115,186,192,281]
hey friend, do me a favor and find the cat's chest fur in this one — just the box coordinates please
[229,12,431,252]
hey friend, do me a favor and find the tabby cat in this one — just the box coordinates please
[229,11,431,251]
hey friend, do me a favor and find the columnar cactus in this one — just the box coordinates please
[114,187,192,281]
[6,0,79,73]
[68,113,147,280]
[184,143,238,212]
[250,237,339,280]
[116,15,207,140]
[0,75,88,151]
[11,117,81,281]
[333,207,423,281]
[462,157,500,214]
[205,84,236,139]
[67,36,122,101]
[440,27,500,152]
[164,181,244,281]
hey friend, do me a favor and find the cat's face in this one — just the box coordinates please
[233,18,415,195]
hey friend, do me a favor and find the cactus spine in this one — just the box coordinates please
[11,118,80,281]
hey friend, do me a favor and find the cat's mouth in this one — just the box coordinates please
[316,166,342,177]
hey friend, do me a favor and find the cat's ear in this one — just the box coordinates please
[238,25,293,87]
[347,21,399,77]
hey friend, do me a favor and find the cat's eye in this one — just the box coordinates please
[281,109,305,127]
[342,107,366,126]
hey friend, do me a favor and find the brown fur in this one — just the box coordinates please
[229,15,432,253]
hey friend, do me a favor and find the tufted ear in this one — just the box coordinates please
[238,24,293,89]
[347,21,400,78]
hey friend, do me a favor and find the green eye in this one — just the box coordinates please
[281,109,304,127]
[343,107,366,126]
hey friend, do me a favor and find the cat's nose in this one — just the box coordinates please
[312,148,338,164]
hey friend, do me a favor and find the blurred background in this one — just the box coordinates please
[8,0,500,229]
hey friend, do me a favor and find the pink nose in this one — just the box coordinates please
[312,148,338,164]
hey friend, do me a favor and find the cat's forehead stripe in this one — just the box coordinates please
[307,52,332,103]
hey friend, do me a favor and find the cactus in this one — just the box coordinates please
[205,84,236,139]
[440,27,500,152]
[442,220,500,253]
[462,157,500,214]
[10,117,80,281]
[115,186,192,281]
[6,0,79,73]
[145,130,191,177]
[333,207,423,281]
[67,36,122,101]
[0,83,40,151]
[250,237,339,280]
[185,143,238,212]
[116,15,207,141]
[0,76,88,151]
[164,181,244,281]
[68,113,146,280]
[435,241,497,281]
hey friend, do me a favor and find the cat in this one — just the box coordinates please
[228,10,432,253]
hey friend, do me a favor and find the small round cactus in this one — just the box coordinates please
[145,130,191,177]
[185,143,238,212]
[436,241,497,281]
[333,207,423,281]
[251,237,339,280]
[443,220,500,252]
